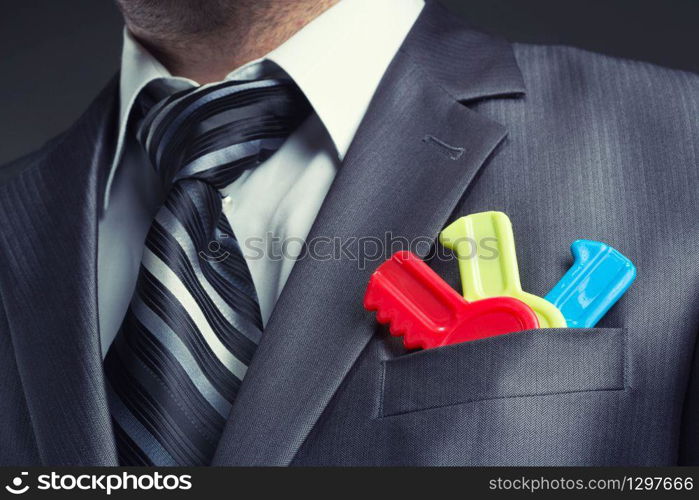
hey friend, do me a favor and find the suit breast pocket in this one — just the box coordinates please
[379,328,626,418]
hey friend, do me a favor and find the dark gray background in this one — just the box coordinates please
[1,0,697,165]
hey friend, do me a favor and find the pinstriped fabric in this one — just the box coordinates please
[104,79,310,466]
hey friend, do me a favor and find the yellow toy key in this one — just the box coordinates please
[439,211,566,328]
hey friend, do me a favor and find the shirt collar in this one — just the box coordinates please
[108,0,424,209]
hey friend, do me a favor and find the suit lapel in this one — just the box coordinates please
[212,1,526,465]
[0,79,119,465]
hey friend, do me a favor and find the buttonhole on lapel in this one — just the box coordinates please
[422,135,465,161]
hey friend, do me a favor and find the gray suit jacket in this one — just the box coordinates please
[1,1,698,465]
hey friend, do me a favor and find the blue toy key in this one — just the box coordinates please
[545,240,636,328]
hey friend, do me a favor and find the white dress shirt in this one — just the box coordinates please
[98,0,425,357]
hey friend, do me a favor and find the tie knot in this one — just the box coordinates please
[135,78,311,190]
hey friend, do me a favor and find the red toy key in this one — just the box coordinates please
[364,251,539,349]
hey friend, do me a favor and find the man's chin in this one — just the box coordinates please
[114,0,238,39]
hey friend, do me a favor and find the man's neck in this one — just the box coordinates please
[124,0,339,84]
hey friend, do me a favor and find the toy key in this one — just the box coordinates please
[439,211,567,328]
[364,251,539,350]
[545,240,636,327]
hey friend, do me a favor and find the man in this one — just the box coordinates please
[0,0,697,466]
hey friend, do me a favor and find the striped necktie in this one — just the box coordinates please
[104,78,311,466]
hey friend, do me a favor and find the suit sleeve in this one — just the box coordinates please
[0,296,42,464]
[679,329,699,464]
